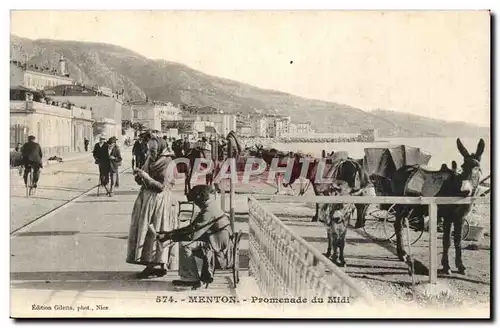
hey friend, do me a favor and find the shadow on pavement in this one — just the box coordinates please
[75,199,120,203]
[35,186,88,192]
[14,231,80,237]
[10,195,67,202]
[10,271,236,292]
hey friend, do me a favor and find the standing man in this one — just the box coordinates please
[93,136,110,192]
[132,134,148,170]
[21,135,43,188]
[84,137,89,152]
[183,136,191,155]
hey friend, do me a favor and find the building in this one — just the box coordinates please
[162,119,215,137]
[123,100,182,131]
[238,125,253,137]
[250,116,268,137]
[296,122,313,134]
[360,129,376,142]
[279,116,291,135]
[10,97,93,156]
[263,114,291,138]
[71,105,94,151]
[10,57,73,90]
[264,114,278,138]
[45,84,123,138]
[183,106,237,137]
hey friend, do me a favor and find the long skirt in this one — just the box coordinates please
[126,187,177,267]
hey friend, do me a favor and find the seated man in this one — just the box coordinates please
[158,185,233,288]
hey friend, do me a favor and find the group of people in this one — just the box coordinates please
[92,136,123,196]
[125,131,234,287]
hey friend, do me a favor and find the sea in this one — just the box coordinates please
[268,137,491,175]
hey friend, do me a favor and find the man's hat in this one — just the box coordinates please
[99,135,106,140]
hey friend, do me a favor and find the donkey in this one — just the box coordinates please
[391,138,485,275]
[282,153,370,222]
[319,181,357,267]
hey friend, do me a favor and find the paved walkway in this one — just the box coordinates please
[11,152,100,232]
[10,163,260,318]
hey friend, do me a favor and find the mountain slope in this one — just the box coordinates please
[371,110,490,138]
[10,35,489,137]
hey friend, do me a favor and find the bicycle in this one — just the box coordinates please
[25,165,36,197]
[362,204,470,245]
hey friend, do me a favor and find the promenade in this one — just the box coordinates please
[10,152,259,318]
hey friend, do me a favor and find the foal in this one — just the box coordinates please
[321,181,356,267]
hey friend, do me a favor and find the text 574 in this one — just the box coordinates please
[156,296,175,303]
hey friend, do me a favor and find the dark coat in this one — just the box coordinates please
[132,140,147,158]
[108,143,122,173]
[93,142,109,164]
[21,141,43,166]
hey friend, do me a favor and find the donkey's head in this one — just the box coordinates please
[456,138,485,195]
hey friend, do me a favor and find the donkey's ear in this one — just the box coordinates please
[451,161,457,170]
[457,138,470,158]
[475,139,485,160]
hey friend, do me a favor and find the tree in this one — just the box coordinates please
[161,120,193,134]
[132,122,146,132]
[92,121,106,138]
[122,120,132,131]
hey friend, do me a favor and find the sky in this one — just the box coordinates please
[10,10,491,126]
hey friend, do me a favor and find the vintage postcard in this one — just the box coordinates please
[9,10,491,318]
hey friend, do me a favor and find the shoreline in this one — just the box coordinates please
[240,137,382,147]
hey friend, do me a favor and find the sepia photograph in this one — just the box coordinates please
[8,9,491,319]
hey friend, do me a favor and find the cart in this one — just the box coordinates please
[359,145,466,245]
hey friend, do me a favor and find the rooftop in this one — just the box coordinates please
[10,60,71,79]
[44,84,123,100]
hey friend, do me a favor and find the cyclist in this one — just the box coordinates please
[21,135,43,188]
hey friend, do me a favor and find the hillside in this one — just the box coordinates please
[10,35,489,137]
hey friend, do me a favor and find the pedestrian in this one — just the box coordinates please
[15,143,22,152]
[132,134,148,170]
[84,137,89,152]
[126,136,177,279]
[157,185,234,288]
[107,136,122,193]
[93,136,111,193]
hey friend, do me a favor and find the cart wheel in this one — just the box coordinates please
[387,206,424,246]
[232,231,242,288]
[452,217,470,241]
[362,204,395,242]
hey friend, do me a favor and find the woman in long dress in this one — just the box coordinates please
[126,137,177,278]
